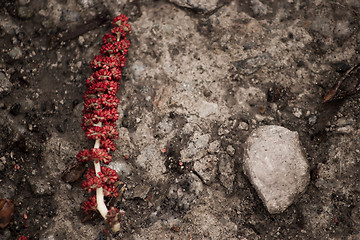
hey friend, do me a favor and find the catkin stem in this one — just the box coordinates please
[93,123,108,219]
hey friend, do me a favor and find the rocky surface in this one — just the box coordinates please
[0,0,359,239]
[243,125,310,214]
[169,0,219,12]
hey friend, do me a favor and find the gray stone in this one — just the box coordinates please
[0,180,16,199]
[156,116,174,137]
[78,0,96,8]
[61,9,81,23]
[243,125,309,214]
[335,117,355,133]
[308,115,317,125]
[135,144,166,176]
[351,205,360,225]
[233,54,271,75]
[226,145,235,156]
[181,132,210,162]
[218,124,230,136]
[347,0,360,8]
[77,36,85,46]
[17,0,30,5]
[169,0,218,12]
[218,118,237,136]
[197,101,218,118]
[0,72,11,97]
[108,161,132,177]
[39,235,55,240]
[28,177,55,196]
[0,229,11,240]
[219,154,235,193]
[17,5,34,19]
[0,156,6,171]
[132,184,151,199]
[334,21,352,38]
[238,121,249,131]
[250,0,270,16]
[168,173,203,210]
[193,155,218,184]
[8,46,22,60]
[207,140,220,154]
[336,125,353,134]
[310,17,332,36]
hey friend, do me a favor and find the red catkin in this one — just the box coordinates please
[76,14,130,230]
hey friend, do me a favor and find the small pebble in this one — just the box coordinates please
[17,5,34,19]
[334,21,351,39]
[78,36,85,46]
[293,108,302,118]
[219,155,235,193]
[308,115,317,125]
[226,145,235,156]
[0,72,11,97]
[310,17,332,36]
[351,206,360,225]
[238,121,249,131]
[207,140,220,154]
[17,0,31,6]
[28,177,55,196]
[0,156,6,171]
[8,46,22,60]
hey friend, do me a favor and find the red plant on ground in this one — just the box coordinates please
[76,14,130,232]
[17,236,29,240]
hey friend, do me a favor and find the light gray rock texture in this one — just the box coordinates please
[180,132,210,162]
[243,125,310,214]
[169,0,218,12]
[0,72,11,97]
[219,154,235,193]
[193,155,218,184]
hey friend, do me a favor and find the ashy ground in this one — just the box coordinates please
[0,0,360,239]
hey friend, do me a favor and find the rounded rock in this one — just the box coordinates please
[243,125,310,214]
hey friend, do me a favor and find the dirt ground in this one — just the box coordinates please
[0,0,360,239]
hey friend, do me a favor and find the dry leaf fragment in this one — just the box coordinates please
[323,65,360,103]
[0,199,14,228]
[62,162,86,183]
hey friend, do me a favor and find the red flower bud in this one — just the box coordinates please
[99,166,119,184]
[112,15,129,27]
[81,176,103,193]
[85,125,106,140]
[76,149,91,163]
[103,184,119,198]
[90,148,112,164]
[100,94,120,108]
[103,33,117,44]
[100,139,116,151]
[82,195,97,214]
